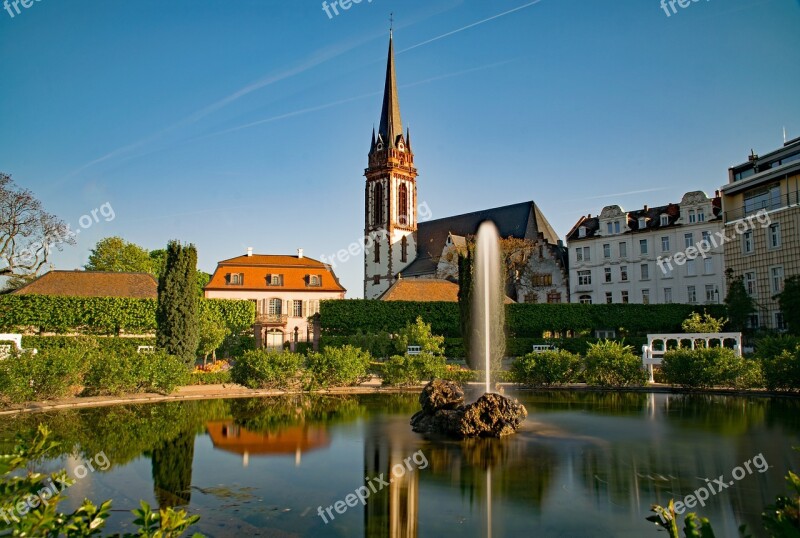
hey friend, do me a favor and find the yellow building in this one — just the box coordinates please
[721,137,800,330]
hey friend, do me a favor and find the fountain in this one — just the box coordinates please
[410,221,527,438]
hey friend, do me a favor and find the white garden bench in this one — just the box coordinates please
[137,346,156,354]
[407,345,421,355]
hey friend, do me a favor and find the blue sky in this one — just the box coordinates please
[1,0,799,297]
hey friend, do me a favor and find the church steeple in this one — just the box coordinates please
[377,33,403,149]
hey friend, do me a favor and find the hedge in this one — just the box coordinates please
[320,300,727,339]
[21,336,156,354]
[0,295,255,335]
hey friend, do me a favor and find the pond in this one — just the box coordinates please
[2,390,799,537]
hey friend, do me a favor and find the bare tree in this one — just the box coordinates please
[0,173,75,286]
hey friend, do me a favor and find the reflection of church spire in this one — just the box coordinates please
[363,419,419,537]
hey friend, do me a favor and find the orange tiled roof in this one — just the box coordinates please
[205,254,346,292]
[380,278,515,303]
[12,271,157,298]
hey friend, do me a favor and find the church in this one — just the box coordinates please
[363,33,569,304]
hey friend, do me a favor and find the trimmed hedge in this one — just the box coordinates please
[661,347,762,389]
[584,340,648,387]
[0,295,255,335]
[21,336,156,354]
[511,350,583,387]
[305,345,372,389]
[320,300,727,339]
[230,350,303,389]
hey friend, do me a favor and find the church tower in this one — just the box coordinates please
[364,32,418,299]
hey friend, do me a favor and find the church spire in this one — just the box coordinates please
[378,32,402,149]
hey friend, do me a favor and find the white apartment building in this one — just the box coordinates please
[566,191,726,306]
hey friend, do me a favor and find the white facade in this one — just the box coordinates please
[568,191,726,306]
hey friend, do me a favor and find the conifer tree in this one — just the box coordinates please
[156,241,199,364]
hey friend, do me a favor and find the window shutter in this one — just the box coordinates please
[266,273,272,285]
[302,300,308,318]
[225,273,230,284]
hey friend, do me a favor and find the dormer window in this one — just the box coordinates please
[697,210,705,222]
[228,273,244,286]
[660,215,669,226]
[266,274,283,286]
[638,217,647,229]
[307,275,322,287]
[579,226,587,238]
[688,210,696,223]
[606,222,613,235]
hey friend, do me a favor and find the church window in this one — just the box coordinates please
[398,183,409,226]
[401,236,408,262]
[374,183,384,225]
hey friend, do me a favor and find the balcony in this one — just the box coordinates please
[256,313,289,325]
[724,190,799,222]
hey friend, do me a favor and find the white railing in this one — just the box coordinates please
[642,332,742,382]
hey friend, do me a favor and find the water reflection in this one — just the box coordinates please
[0,391,798,537]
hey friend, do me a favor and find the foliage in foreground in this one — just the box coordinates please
[583,340,648,387]
[647,454,800,537]
[0,425,202,537]
[511,350,583,387]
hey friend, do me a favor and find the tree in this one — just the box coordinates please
[197,307,228,365]
[394,316,445,356]
[85,236,153,273]
[156,241,199,365]
[682,311,727,333]
[725,271,755,332]
[152,248,209,297]
[0,173,75,285]
[458,249,473,361]
[778,275,800,335]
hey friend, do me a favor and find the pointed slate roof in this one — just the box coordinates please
[377,34,402,148]
[401,201,562,277]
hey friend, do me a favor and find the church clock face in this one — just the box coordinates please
[398,142,405,151]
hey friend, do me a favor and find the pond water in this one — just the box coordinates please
[2,390,799,537]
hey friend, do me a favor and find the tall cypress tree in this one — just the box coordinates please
[724,273,755,332]
[156,240,199,364]
[458,249,473,365]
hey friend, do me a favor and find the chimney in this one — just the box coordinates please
[643,205,649,211]
[246,247,253,257]
[297,248,304,259]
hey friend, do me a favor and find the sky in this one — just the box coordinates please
[1,0,799,297]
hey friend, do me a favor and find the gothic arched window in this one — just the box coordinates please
[401,235,408,262]
[374,183,384,225]
[398,183,409,226]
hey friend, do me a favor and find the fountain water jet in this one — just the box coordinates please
[409,220,527,438]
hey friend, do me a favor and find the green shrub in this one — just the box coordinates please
[189,370,232,385]
[584,340,647,387]
[83,350,189,396]
[305,345,372,388]
[345,330,393,358]
[661,347,762,389]
[761,348,800,392]
[219,334,256,358]
[440,364,478,384]
[381,352,447,386]
[394,316,446,356]
[0,347,90,403]
[512,350,583,387]
[230,349,303,389]
[755,335,800,360]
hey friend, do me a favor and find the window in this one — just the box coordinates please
[292,300,303,317]
[775,312,786,331]
[661,236,670,252]
[578,270,592,286]
[744,184,781,215]
[771,266,784,294]
[619,242,627,258]
[373,275,380,285]
[641,263,649,280]
[268,298,282,316]
[697,210,705,222]
[596,329,616,339]
[687,285,697,303]
[605,292,613,304]
[603,243,611,258]
[401,235,408,262]
[620,265,628,281]
[744,271,757,296]
[532,273,553,286]
[373,182,384,225]
[639,239,648,255]
[621,290,629,304]
[307,274,322,287]
[576,247,583,262]
[606,222,613,234]
[229,273,243,285]
[583,247,591,261]
[614,221,621,234]
[706,285,716,303]
[688,210,696,224]
[660,215,669,226]
[579,226,587,238]
[701,231,711,245]
[374,241,380,263]
[266,274,283,286]
[398,183,409,226]
[525,293,538,303]
[768,223,781,249]
[638,217,647,229]
[684,233,693,248]
[704,257,713,274]
[642,289,650,305]
[742,231,753,254]
[547,292,561,304]
[686,259,696,276]
[579,295,592,304]
[746,313,760,330]
[664,288,672,304]
[604,267,612,283]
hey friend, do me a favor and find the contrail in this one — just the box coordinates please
[398,0,544,54]
[582,187,671,200]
